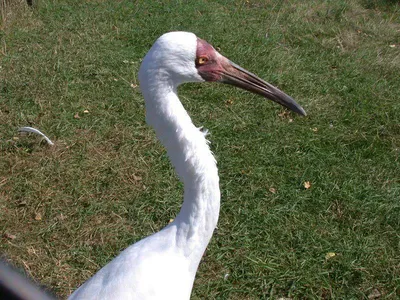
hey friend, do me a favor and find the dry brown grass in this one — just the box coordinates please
[1,0,30,29]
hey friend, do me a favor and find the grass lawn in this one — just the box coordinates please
[1,0,399,298]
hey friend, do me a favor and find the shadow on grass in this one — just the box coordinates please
[361,0,400,9]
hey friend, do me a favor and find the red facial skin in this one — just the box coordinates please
[196,38,226,82]
[196,38,252,84]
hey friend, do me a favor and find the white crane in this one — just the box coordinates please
[69,31,306,300]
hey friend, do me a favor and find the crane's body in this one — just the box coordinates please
[69,32,305,300]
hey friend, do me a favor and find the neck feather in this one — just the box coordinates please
[141,78,220,265]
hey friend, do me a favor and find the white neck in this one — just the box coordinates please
[140,76,220,269]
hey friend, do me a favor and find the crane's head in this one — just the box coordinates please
[139,32,306,116]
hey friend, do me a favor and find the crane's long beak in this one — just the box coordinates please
[219,60,306,116]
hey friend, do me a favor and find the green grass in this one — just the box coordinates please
[1,0,399,299]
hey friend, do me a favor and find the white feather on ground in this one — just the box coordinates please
[18,127,54,146]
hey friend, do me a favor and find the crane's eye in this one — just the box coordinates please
[197,56,208,65]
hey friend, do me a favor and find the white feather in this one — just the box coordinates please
[18,127,54,146]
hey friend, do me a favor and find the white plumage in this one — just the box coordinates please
[69,31,305,300]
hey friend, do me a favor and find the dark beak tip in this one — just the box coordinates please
[283,96,307,116]
[297,107,307,116]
